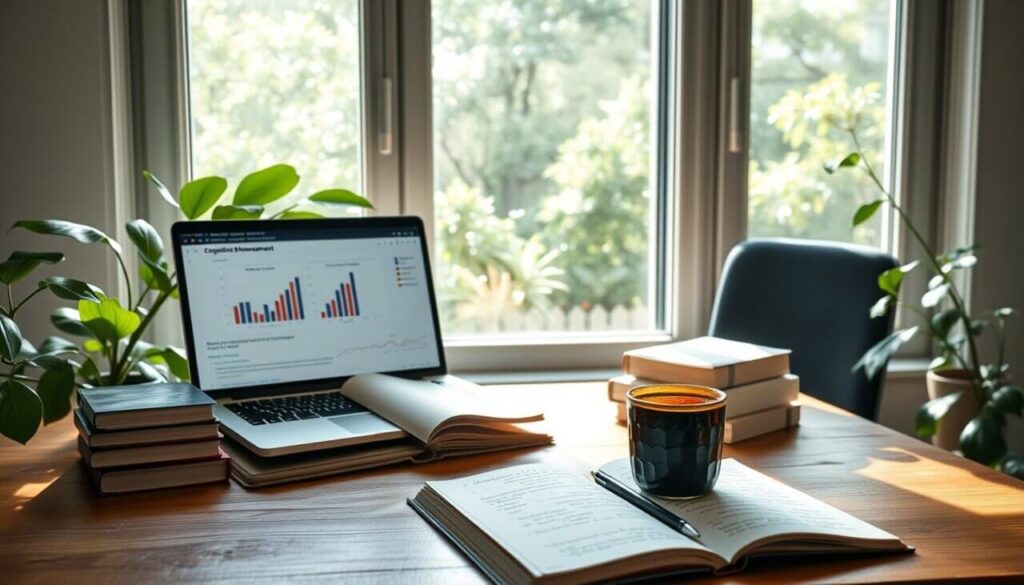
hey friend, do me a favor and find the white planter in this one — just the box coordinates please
[925,369,979,451]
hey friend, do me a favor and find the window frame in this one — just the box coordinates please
[127,0,950,373]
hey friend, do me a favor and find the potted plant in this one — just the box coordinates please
[825,132,1023,479]
[0,163,371,444]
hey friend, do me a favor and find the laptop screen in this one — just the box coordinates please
[173,218,445,393]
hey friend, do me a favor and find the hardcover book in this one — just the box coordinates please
[621,337,790,388]
[86,452,231,494]
[409,459,910,584]
[608,373,800,419]
[75,409,219,448]
[724,400,801,443]
[613,400,801,444]
[78,435,223,469]
[78,383,215,431]
[224,373,551,488]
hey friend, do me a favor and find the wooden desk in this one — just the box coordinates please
[3,383,1023,583]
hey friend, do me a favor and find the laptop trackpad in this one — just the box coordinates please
[329,414,393,435]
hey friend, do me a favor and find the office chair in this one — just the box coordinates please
[707,238,898,420]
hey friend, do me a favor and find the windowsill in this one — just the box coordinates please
[464,358,931,386]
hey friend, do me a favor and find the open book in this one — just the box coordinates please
[225,374,551,488]
[409,458,910,584]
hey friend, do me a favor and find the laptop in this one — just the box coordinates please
[171,216,468,457]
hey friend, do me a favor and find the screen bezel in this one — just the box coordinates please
[171,216,448,399]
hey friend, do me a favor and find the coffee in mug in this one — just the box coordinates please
[626,384,726,498]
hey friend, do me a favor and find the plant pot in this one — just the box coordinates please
[926,369,979,451]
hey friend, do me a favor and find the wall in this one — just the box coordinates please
[972,0,1024,451]
[0,1,118,344]
[879,0,1024,451]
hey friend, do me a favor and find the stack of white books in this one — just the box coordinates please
[611,336,801,443]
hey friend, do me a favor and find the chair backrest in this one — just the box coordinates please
[708,238,898,419]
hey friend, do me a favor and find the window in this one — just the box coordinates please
[135,0,944,370]
[185,0,364,206]
[746,0,896,248]
[430,1,664,337]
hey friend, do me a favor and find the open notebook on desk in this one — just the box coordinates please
[409,458,910,584]
[224,374,551,487]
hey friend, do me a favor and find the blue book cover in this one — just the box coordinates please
[79,383,215,430]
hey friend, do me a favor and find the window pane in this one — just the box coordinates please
[186,0,362,209]
[748,0,894,247]
[432,1,658,336]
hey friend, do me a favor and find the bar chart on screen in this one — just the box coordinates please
[320,271,362,319]
[230,275,306,325]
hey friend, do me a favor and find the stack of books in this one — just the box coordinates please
[76,383,230,494]
[610,336,801,443]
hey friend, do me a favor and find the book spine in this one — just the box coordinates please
[724,401,800,444]
[722,375,800,419]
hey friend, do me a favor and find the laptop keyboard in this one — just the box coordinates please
[225,392,366,425]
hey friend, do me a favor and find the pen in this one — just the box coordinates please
[594,470,702,541]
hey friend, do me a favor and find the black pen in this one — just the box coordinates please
[594,470,702,541]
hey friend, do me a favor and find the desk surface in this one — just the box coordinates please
[3,383,1023,583]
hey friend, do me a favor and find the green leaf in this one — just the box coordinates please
[138,255,173,293]
[78,298,140,343]
[0,314,23,361]
[930,308,960,339]
[212,205,264,220]
[928,355,951,371]
[233,164,299,206]
[50,308,93,337]
[940,245,979,265]
[160,346,190,381]
[83,338,103,352]
[915,390,965,438]
[950,254,977,269]
[869,295,893,319]
[994,307,1015,319]
[36,362,75,424]
[824,152,861,174]
[992,385,1024,417]
[853,199,884,227]
[28,354,71,372]
[37,336,78,355]
[877,261,918,296]
[142,170,180,209]
[279,210,326,219]
[179,176,227,219]
[126,219,164,262]
[853,326,919,379]
[40,276,103,302]
[0,251,64,284]
[13,220,122,255]
[922,283,950,308]
[77,357,101,385]
[1001,455,1024,480]
[0,381,42,444]
[16,338,37,360]
[133,360,166,383]
[308,189,374,209]
[960,408,1007,466]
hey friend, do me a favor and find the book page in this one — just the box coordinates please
[598,458,902,563]
[340,374,543,444]
[626,336,789,369]
[425,464,717,577]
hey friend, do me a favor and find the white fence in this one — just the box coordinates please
[449,303,650,334]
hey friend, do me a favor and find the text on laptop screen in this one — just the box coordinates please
[178,226,442,390]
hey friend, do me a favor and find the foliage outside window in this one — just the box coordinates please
[432,0,656,336]
[748,0,893,247]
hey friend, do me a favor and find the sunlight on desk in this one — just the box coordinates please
[856,446,1024,517]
